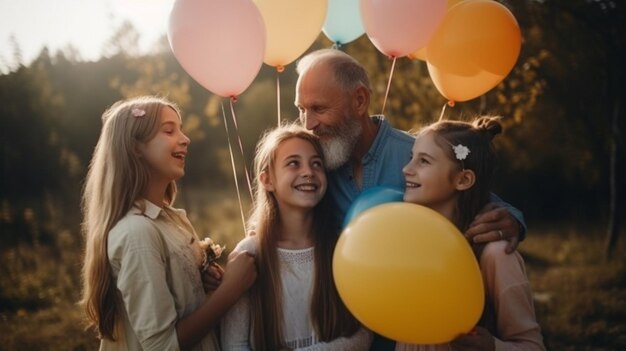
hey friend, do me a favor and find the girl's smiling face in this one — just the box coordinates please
[263,137,327,213]
[137,106,190,184]
[402,131,463,214]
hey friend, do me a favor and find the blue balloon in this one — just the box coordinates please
[322,0,365,45]
[342,186,404,228]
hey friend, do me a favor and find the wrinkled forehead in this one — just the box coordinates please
[297,60,336,87]
[295,65,345,108]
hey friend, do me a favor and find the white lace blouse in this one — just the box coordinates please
[221,235,372,350]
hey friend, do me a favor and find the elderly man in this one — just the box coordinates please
[295,49,526,350]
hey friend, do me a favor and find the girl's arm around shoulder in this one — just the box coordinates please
[176,250,257,350]
[205,235,258,291]
[232,235,259,255]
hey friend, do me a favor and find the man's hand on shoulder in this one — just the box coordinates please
[464,203,520,254]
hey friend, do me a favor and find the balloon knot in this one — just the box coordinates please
[230,96,238,103]
[276,65,285,73]
[447,100,455,107]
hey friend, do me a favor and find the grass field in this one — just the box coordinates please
[521,223,626,350]
[1,210,625,350]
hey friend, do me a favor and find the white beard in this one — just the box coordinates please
[319,118,362,170]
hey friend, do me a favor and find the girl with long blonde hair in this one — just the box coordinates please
[81,95,256,350]
[221,123,372,350]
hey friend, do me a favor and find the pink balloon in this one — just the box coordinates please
[361,0,447,58]
[168,0,266,97]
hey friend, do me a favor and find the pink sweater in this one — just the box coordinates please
[395,241,545,351]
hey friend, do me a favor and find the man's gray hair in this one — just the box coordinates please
[296,49,371,93]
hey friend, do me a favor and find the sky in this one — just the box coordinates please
[0,0,174,72]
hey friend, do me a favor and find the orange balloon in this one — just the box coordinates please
[447,0,467,9]
[426,0,521,101]
[407,0,471,61]
[408,47,427,61]
[427,62,504,102]
[333,203,484,344]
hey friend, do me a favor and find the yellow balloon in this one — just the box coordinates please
[333,203,484,344]
[426,0,521,101]
[254,0,327,68]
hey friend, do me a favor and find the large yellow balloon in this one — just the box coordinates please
[254,0,327,68]
[333,203,484,344]
[426,0,521,101]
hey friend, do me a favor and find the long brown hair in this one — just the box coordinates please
[420,116,503,232]
[247,122,360,350]
[80,96,181,340]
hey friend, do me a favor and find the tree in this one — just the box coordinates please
[102,20,141,58]
[530,0,625,257]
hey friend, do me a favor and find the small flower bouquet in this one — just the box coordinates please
[198,237,225,272]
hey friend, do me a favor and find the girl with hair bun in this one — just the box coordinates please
[399,116,545,351]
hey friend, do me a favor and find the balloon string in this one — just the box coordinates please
[221,101,247,233]
[381,56,397,115]
[276,72,281,125]
[229,97,254,202]
[438,103,448,122]
[438,100,455,122]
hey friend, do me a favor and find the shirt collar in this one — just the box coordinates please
[131,199,164,219]
[362,115,388,164]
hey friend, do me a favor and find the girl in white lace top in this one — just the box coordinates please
[221,123,372,350]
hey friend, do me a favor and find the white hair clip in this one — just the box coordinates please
[453,144,470,161]
[131,108,146,117]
